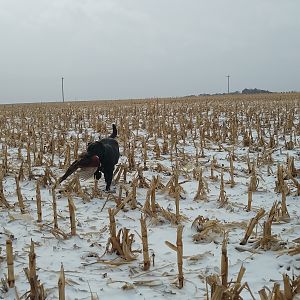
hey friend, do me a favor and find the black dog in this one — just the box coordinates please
[87,124,119,191]
[58,124,120,191]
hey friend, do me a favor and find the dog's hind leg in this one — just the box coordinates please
[104,169,114,191]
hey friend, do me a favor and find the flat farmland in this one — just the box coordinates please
[0,93,300,299]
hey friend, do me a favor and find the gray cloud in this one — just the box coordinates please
[0,0,299,103]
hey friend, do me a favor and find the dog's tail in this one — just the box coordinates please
[109,124,117,138]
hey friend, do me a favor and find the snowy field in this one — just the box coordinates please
[0,94,300,299]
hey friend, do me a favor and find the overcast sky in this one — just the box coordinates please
[1,0,299,103]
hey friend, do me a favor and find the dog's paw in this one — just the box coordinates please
[103,187,116,194]
[94,170,102,180]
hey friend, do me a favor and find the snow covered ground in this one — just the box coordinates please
[0,96,300,299]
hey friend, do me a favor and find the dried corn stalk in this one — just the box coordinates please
[194,168,208,201]
[36,180,42,222]
[218,171,228,207]
[207,257,253,299]
[176,225,184,289]
[192,216,225,243]
[240,208,265,245]
[163,170,184,198]
[52,187,58,229]
[221,234,228,287]
[243,131,251,147]
[136,167,150,188]
[209,157,218,181]
[150,179,157,218]
[63,144,71,168]
[288,242,300,256]
[108,209,137,260]
[68,195,76,236]
[285,135,294,150]
[249,163,259,192]
[140,215,150,271]
[287,169,300,196]
[206,274,222,299]
[6,239,15,288]
[108,208,120,252]
[41,166,54,187]
[130,178,138,209]
[275,164,288,194]
[260,203,278,250]
[0,175,10,208]
[162,138,169,154]
[275,190,290,222]
[247,188,252,211]
[228,154,235,188]
[18,160,25,181]
[91,178,102,198]
[153,140,161,159]
[2,144,9,176]
[15,175,26,214]
[286,155,297,177]
[58,264,65,300]
[26,239,45,299]
[165,224,184,288]
[128,142,136,171]
[259,282,285,300]
[155,163,172,175]
[113,164,124,184]
[283,273,293,300]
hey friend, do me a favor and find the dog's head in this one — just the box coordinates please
[87,141,105,156]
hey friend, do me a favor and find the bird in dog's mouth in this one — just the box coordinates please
[58,152,101,183]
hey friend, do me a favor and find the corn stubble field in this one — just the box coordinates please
[0,93,300,299]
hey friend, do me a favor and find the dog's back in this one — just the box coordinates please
[103,123,119,165]
[87,124,120,166]
[100,138,119,165]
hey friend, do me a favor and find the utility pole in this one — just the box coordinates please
[226,75,230,94]
[62,77,65,103]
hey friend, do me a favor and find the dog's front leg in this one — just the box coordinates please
[94,167,102,180]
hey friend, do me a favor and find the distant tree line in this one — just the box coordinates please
[197,88,272,97]
[241,88,271,94]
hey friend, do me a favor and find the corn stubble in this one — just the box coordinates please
[0,93,300,298]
